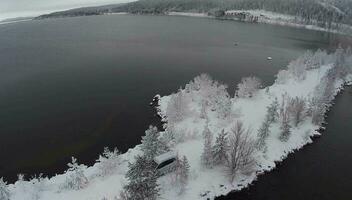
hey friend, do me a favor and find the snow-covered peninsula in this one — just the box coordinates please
[1,48,352,200]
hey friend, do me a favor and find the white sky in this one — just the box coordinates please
[0,0,136,21]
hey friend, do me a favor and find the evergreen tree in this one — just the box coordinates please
[267,98,279,123]
[256,116,271,151]
[279,109,291,142]
[179,156,190,194]
[201,123,213,168]
[212,129,228,165]
[141,125,169,160]
[124,155,159,200]
[0,178,10,200]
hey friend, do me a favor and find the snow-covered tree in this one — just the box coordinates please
[174,155,190,195]
[279,98,292,142]
[308,96,325,126]
[179,156,190,194]
[212,129,228,165]
[257,99,280,151]
[186,74,231,119]
[256,115,271,151]
[63,157,88,190]
[0,178,10,200]
[226,121,256,182]
[214,91,232,119]
[236,76,262,98]
[141,125,169,160]
[123,155,159,200]
[267,98,279,123]
[97,147,121,176]
[201,123,213,168]
[166,89,190,124]
[199,99,208,119]
[287,96,306,127]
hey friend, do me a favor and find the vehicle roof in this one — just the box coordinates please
[154,151,177,164]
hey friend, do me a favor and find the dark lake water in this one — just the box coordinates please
[0,14,345,184]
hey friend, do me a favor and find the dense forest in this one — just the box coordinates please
[36,0,352,29]
[115,0,352,25]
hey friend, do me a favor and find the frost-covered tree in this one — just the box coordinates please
[141,125,169,160]
[201,123,213,168]
[179,156,190,194]
[226,121,256,182]
[236,76,262,98]
[212,129,228,165]
[287,96,306,127]
[267,98,279,123]
[279,97,292,142]
[256,115,271,151]
[214,92,232,119]
[174,155,190,194]
[187,74,231,119]
[97,147,121,176]
[199,99,208,119]
[166,89,190,124]
[257,99,280,151]
[0,178,10,200]
[63,157,88,190]
[123,155,159,200]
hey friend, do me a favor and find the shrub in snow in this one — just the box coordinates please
[275,69,291,84]
[0,178,10,200]
[123,155,159,200]
[226,121,256,182]
[212,129,228,166]
[201,123,213,168]
[141,125,169,160]
[62,157,88,190]
[236,76,262,98]
[166,90,190,124]
[97,147,121,177]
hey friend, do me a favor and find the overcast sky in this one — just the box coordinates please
[0,0,135,20]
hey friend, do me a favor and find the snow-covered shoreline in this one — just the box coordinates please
[166,10,352,36]
[2,48,351,200]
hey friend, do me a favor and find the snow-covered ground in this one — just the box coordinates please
[167,12,210,18]
[3,49,352,200]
